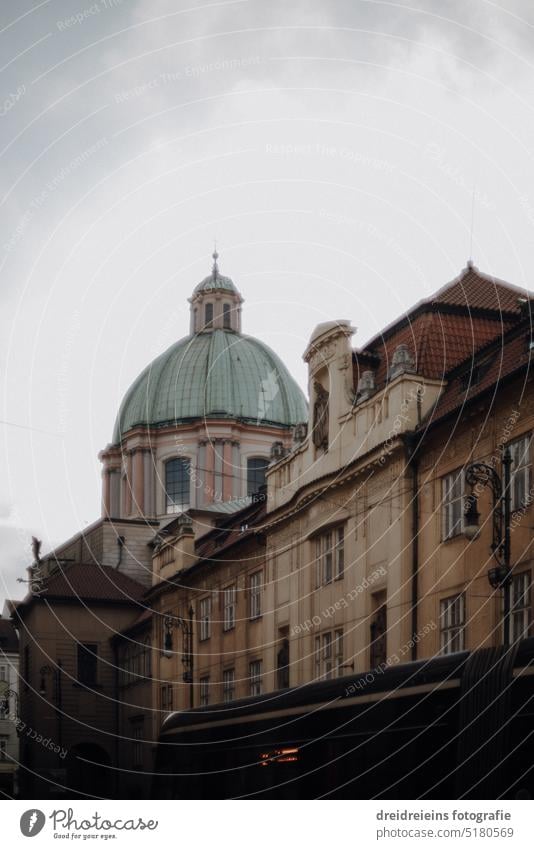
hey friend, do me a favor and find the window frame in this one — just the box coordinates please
[511,570,531,642]
[223,584,237,632]
[315,526,345,587]
[222,668,235,703]
[199,596,212,642]
[247,457,269,497]
[205,302,214,327]
[164,457,191,514]
[508,434,532,512]
[199,676,210,707]
[249,571,263,620]
[440,593,466,655]
[77,642,98,687]
[249,660,263,696]
[442,470,465,541]
[223,303,231,329]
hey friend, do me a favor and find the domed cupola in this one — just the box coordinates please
[101,252,307,521]
[189,250,243,334]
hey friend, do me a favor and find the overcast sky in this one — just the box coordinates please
[2,0,534,604]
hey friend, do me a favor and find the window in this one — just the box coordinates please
[161,684,173,712]
[315,631,343,680]
[200,676,210,707]
[131,719,143,769]
[249,660,263,696]
[249,571,262,620]
[315,527,345,586]
[223,585,236,631]
[199,597,211,641]
[442,470,465,540]
[509,435,532,511]
[77,643,97,686]
[247,458,269,496]
[223,303,231,329]
[511,571,531,642]
[0,737,7,762]
[223,668,235,703]
[165,458,191,514]
[119,639,151,687]
[370,603,387,669]
[440,594,465,654]
[205,302,213,327]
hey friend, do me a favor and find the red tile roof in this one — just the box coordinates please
[426,328,534,425]
[21,562,146,606]
[354,265,530,389]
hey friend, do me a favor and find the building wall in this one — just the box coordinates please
[16,600,138,799]
[0,648,19,796]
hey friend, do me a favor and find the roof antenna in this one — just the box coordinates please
[468,183,476,269]
[212,240,219,280]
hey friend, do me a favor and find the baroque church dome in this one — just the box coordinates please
[113,254,307,443]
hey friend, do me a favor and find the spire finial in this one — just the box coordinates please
[212,241,219,279]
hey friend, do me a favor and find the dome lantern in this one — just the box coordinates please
[189,250,243,334]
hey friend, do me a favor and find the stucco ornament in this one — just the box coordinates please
[312,382,329,451]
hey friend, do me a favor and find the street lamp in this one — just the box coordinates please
[162,607,194,709]
[464,448,513,646]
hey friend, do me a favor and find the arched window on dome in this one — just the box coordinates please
[223,303,231,329]
[165,458,191,514]
[247,457,269,496]
[205,302,213,328]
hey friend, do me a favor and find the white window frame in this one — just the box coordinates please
[315,630,345,678]
[249,660,263,696]
[249,571,262,620]
[199,597,211,642]
[315,526,345,587]
[223,668,235,703]
[223,585,236,632]
[200,676,210,707]
[511,571,531,642]
[440,594,466,654]
[508,435,532,512]
[442,470,465,540]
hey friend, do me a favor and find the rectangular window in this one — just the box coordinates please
[249,660,263,696]
[509,435,532,511]
[223,668,235,703]
[200,676,210,707]
[511,571,531,642]
[315,632,334,680]
[205,302,214,327]
[249,571,262,620]
[334,629,344,676]
[199,597,211,641]
[0,737,7,762]
[247,458,269,496]
[442,471,465,540]
[131,720,143,769]
[335,527,345,580]
[440,594,466,654]
[77,643,98,686]
[223,585,236,632]
[161,684,173,712]
[165,458,191,514]
[223,303,231,329]
[315,527,345,586]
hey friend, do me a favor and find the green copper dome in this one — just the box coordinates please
[193,274,237,294]
[113,330,308,442]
